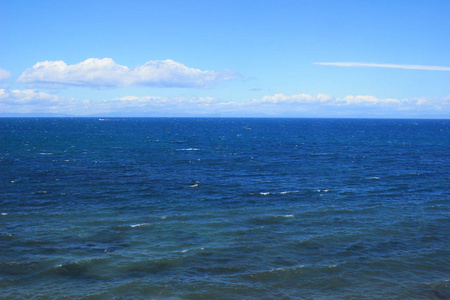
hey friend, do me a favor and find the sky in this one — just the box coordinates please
[1,0,450,118]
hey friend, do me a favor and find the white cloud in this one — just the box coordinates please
[314,62,450,71]
[99,93,450,117]
[0,89,61,105]
[85,95,222,115]
[258,93,332,104]
[1,89,448,118]
[0,68,11,82]
[257,93,407,106]
[17,58,240,89]
[0,88,70,114]
[230,94,449,118]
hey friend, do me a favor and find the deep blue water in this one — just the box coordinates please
[1,118,449,299]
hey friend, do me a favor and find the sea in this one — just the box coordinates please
[1,118,449,299]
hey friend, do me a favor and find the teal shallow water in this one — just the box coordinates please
[1,118,449,299]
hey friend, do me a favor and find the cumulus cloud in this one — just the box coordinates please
[255,93,407,105]
[313,62,450,71]
[92,93,450,117]
[1,89,448,118]
[87,95,224,116]
[0,68,11,82]
[258,93,333,104]
[0,88,71,114]
[243,93,449,118]
[0,89,61,105]
[0,88,224,116]
[17,58,240,89]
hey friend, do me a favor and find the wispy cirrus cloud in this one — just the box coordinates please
[313,62,450,71]
[17,58,241,89]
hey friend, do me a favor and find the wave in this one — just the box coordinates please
[258,191,299,196]
[239,264,342,282]
[0,261,43,276]
[248,215,295,225]
[130,223,150,228]
[423,279,450,300]
[39,258,110,279]
[176,148,200,151]
[176,247,205,254]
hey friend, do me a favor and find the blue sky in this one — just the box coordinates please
[1,0,449,118]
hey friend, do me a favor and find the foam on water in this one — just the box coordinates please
[259,190,299,195]
[130,223,150,228]
[177,148,200,151]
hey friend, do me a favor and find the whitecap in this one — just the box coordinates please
[1,213,7,216]
[259,191,299,195]
[314,189,330,192]
[30,191,47,195]
[270,265,305,272]
[177,148,200,151]
[279,191,299,194]
[130,223,149,228]
[178,247,204,254]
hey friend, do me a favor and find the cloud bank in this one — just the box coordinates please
[241,94,448,118]
[0,89,69,115]
[0,89,61,105]
[257,93,406,105]
[314,62,450,71]
[17,58,240,88]
[1,90,448,118]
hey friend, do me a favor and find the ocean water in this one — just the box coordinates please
[0,118,449,299]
